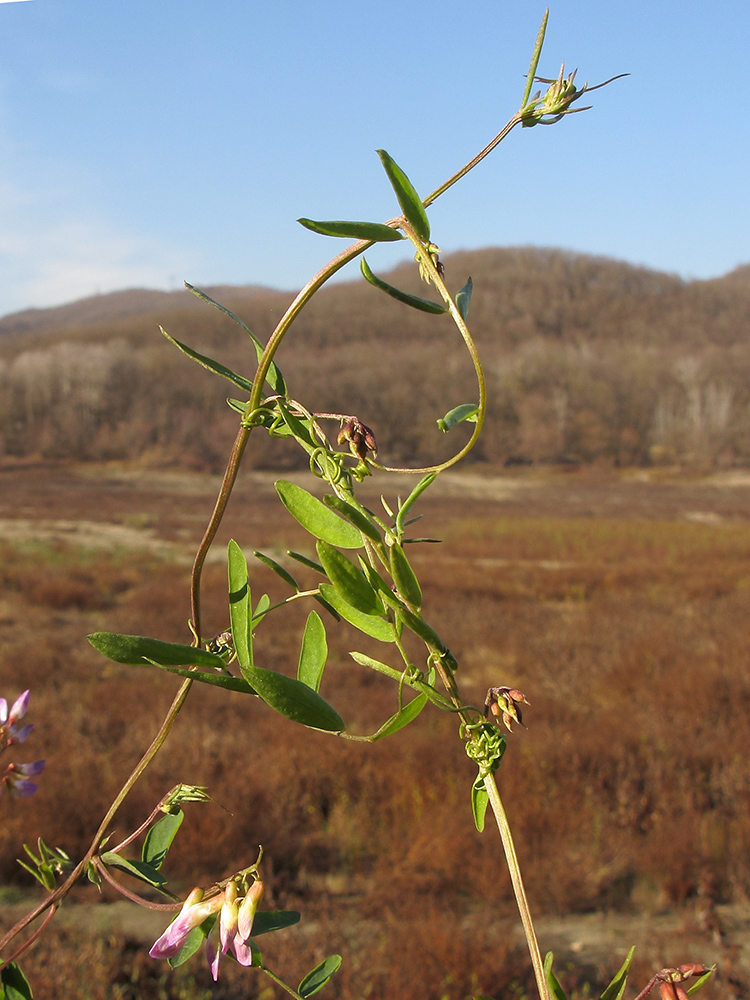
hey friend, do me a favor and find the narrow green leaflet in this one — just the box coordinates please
[361,258,447,314]
[288,550,326,574]
[160,328,254,393]
[471,780,489,833]
[87,632,225,670]
[323,494,382,544]
[0,963,32,1000]
[100,852,168,888]
[254,550,299,590]
[437,403,480,433]
[455,277,473,321]
[184,282,286,395]
[371,691,428,741]
[377,149,430,242]
[544,953,570,1000]
[276,481,363,548]
[162,667,256,694]
[316,541,384,616]
[600,946,635,1000]
[395,472,437,534]
[252,910,301,936]
[142,811,184,870]
[389,542,422,609]
[228,540,252,669]
[298,218,404,242]
[253,593,271,624]
[319,585,395,642]
[349,652,453,709]
[298,611,328,692]
[298,955,343,998]
[687,969,716,996]
[241,664,344,731]
[397,605,447,653]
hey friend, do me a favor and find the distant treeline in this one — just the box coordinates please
[1,246,750,470]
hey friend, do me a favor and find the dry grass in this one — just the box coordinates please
[1,468,749,997]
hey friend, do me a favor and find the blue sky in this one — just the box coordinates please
[0,0,748,317]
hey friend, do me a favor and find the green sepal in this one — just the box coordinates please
[87,632,225,670]
[160,327,254,394]
[240,664,344,731]
[142,811,184,871]
[288,550,326,574]
[544,953,569,1000]
[298,955,343,998]
[162,667,256,694]
[228,539,252,669]
[600,946,635,1000]
[184,282,286,395]
[323,494,382,544]
[0,962,32,1000]
[276,481,363,549]
[361,258,446,314]
[298,218,404,242]
[99,852,168,888]
[319,585,395,642]
[389,541,422,609]
[316,541,384,616]
[455,277,473,321]
[297,611,327,692]
[687,969,716,996]
[471,779,489,833]
[254,550,300,590]
[377,149,430,242]
[437,403,480,433]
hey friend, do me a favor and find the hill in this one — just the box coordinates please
[1,247,749,469]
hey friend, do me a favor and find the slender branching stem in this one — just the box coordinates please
[261,964,306,999]
[484,771,550,1000]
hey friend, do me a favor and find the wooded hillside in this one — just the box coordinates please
[1,247,749,470]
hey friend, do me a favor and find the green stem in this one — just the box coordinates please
[261,964,305,999]
[483,771,550,1000]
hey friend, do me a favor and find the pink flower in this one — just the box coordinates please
[206,879,264,981]
[3,760,45,798]
[149,887,223,960]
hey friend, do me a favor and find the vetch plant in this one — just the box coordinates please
[0,12,716,1000]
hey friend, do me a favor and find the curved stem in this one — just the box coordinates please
[261,964,306,999]
[484,771,550,1000]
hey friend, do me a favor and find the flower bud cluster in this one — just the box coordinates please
[1,690,45,798]
[338,418,378,462]
[483,686,529,732]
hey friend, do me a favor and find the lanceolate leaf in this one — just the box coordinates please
[437,403,480,433]
[163,667,257,694]
[100,852,168,888]
[297,611,327,692]
[252,910,301,937]
[0,962,33,1000]
[455,277,473,321]
[288,550,326,574]
[143,811,184,870]
[87,632,225,670]
[316,541,384,616]
[228,540,252,669]
[298,955,343,998]
[319,585,395,642]
[323,495,382,544]
[240,664,344,731]
[377,149,430,242]
[160,328,255,393]
[298,218,404,242]
[184,282,286,395]
[371,691,428,741]
[361,258,447,314]
[168,923,211,969]
[254,550,300,590]
[600,946,635,1000]
[471,780,489,832]
[389,541,422,609]
[276,481,363,549]
[544,953,570,1000]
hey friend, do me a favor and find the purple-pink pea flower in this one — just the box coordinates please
[149,887,224,960]
[3,760,46,798]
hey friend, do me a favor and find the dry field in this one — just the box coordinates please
[1,462,750,999]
